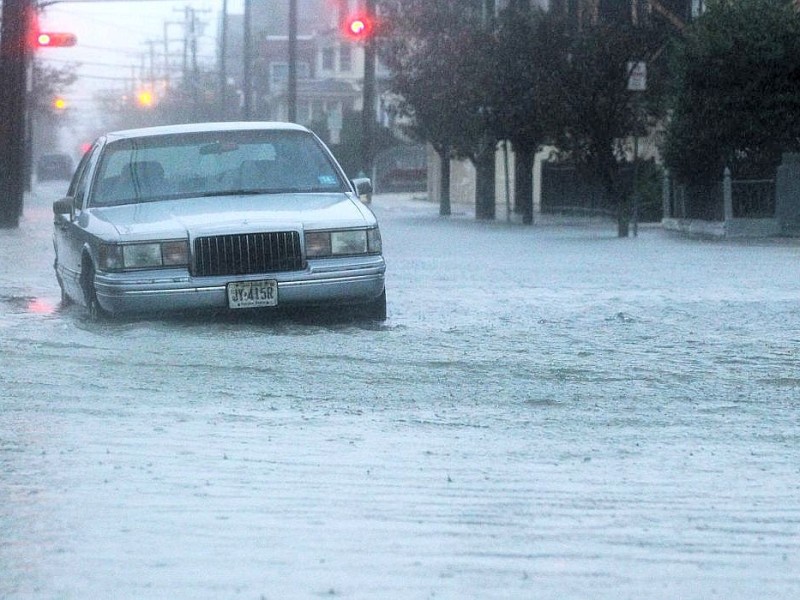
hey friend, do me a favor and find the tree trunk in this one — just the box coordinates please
[617,210,630,237]
[438,146,451,217]
[614,182,632,237]
[598,149,630,238]
[474,149,496,220]
[514,144,535,225]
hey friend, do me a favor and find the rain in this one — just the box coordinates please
[2,184,799,598]
[2,0,800,597]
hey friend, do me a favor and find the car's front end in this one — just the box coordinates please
[87,195,385,317]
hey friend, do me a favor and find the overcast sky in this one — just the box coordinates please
[34,0,242,144]
[38,0,237,100]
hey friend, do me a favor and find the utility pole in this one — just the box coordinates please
[178,6,201,122]
[0,0,33,227]
[288,0,298,122]
[219,0,228,119]
[173,6,208,121]
[242,0,252,119]
[146,40,157,82]
[360,0,376,184]
[190,9,199,121]
[163,20,184,88]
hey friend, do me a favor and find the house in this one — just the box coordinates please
[218,0,390,139]
[216,0,424,186]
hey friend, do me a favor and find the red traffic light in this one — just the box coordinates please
[37,32,77,48]
[342,15,374,40]
[349,18,367,36]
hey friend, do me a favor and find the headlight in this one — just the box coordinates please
[99,241,189,271]
[305,228,381,258]
[123,243,162,268]
[331,230,367,254]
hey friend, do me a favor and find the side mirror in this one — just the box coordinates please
[351,177,373,200]
[53,197,74,217]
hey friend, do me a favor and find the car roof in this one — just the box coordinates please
[105,121,310,141]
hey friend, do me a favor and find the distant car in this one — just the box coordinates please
[37,153,74,181]
[52,122,386,320]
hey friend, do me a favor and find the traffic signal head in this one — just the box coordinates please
[37,32,77,48]
[342,14,374,41]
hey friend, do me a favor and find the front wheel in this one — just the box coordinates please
[54,265,73,307]
[80,260,107,321]
[359,289,386,322]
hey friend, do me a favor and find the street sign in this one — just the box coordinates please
[627,61,647,92]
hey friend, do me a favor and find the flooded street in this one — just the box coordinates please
[2,187,800,599]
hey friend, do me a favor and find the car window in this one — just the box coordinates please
[88,130,347,207]
[67,148,94,198]
[71,144,103,211]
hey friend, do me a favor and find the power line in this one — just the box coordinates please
[41,53,212,67]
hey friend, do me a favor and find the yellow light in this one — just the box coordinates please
[137,90,154,107]
[53,97,67,110]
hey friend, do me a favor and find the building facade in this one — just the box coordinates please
[219,0,391,142]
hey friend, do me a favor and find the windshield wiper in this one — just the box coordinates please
[196,188,306,197]
[192,189,270,198]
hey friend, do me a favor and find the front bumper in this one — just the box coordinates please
[93,255,386,315]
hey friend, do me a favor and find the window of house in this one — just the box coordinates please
[297,100,311,124]
[271,62,311,87]
[339,46,352,72]
[322,48,335,71]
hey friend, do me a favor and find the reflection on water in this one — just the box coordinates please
[0,296,59,328]
[26,298,56,315]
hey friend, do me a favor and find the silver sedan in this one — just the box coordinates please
[52,122,386,320]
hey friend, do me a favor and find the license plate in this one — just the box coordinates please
[227,280,278,309]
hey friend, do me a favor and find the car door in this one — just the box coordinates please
[54,143,103,300]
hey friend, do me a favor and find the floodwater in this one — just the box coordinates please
[1,186,799,599]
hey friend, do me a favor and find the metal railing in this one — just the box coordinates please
[664,169,776,220]
[732,178,775,218]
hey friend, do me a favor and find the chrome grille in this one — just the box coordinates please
[193,231,303,276]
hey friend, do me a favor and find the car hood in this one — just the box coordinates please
[88,193,375,241]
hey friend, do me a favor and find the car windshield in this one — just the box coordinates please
[90,129,347,207]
